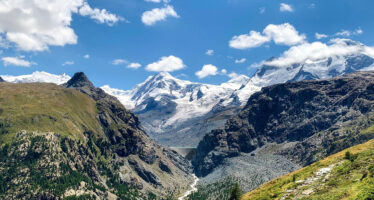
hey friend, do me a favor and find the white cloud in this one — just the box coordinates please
[206,49,214,56]
[221,69,227,74]
[315,33,328,40]
[0,0,122,52]
[195,64,218,79]
[355,28,363,35]
[112,59,128,65]
[146,55,185,72]
[79,2,125,26]
[280,3,293,12]
[229,31,270,49]
[228,72,239,79]
[264,39,374,67]
[336,30,351,37]
[141,5,179,26]
[84,54,90,59]
[2,56,35,67]
[62,61,74,66]
[235,58,246,63]
[127,62,142,69]
[263,23,306,45]
[336,28,363,37]
[229,23,305,49]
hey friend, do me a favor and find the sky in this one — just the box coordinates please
[0,0,374,89]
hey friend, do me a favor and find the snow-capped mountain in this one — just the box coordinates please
[1,71,71,85]
[235,39,374,104]
[102,72,250,146]
[3,40,374,147]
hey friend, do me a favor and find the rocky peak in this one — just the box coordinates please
[0,76,5,82]
[63,72,94,88]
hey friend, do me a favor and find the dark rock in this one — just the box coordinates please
[193,71,374,177]
[159,160,172,174]
[128,159,161,186]
[0,76,5,82]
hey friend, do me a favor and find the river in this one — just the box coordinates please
[178,174,199,200]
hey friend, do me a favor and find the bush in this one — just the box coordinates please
[344,151,357,162]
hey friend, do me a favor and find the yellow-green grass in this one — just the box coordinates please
[241,128,374,200]
[0,82,102,144]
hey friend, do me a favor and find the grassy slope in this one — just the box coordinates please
[241,126,374,200]
[0,83,102,143]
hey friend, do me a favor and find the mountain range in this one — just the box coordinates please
[3,39,373,148]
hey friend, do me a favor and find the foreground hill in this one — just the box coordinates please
[190,71,374,199]
[242,138,374,200]
[0,73,193,199]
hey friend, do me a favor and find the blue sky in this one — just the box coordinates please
[1,0,374,89]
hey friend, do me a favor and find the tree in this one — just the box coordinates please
[229,183,242,200]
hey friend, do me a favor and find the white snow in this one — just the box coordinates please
[1,71,71,85]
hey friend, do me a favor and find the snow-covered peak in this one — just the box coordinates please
[227,74,250,85]
[1,71,71,85]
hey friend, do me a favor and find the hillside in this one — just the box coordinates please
[190,71,374,200]
[241,138,374,200]
[0,73,193,199]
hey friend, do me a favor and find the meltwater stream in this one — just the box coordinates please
[178,174,199,200]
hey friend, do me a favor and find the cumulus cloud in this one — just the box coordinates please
[127,62,142,69]
[315,33,328,40]
[235,58,246,63]
[264,39,374,67]
[112,59,128,65]
[146,55,185,72]
[229,23,305,49]
[62,61,74,66]
[206,49,214,56]
[84,54,90,59]
[0,0,122,52]
[195,64,218,79]
[2,56,35,67]
[280,3,293,12]
[229,31,270,49]
[141,5,179,26]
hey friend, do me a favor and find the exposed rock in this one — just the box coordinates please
[193,71,374,177]
[0,76,5,82]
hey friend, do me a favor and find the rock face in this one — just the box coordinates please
[193,71,374,177]
[0,76,4,82]
[0,73,193,199]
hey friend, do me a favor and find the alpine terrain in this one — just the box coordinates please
[0,72,194,199]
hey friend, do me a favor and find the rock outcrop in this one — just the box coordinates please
[193,71,374,177]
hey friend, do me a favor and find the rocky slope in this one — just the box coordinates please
[190,71,374,199]
[242,138,374,200]
[102,72,249,147]
[0,73,193,199]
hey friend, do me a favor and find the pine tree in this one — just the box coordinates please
[229,183,241,200]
